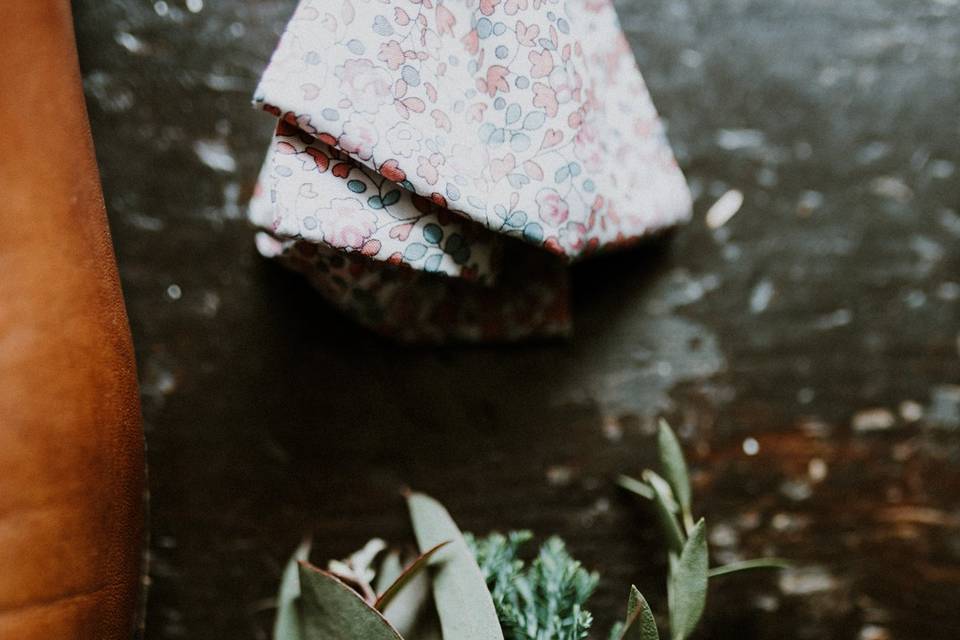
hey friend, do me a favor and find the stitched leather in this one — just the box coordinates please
[0,2,145,638]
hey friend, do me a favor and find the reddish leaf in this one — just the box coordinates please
[374,541,451,612]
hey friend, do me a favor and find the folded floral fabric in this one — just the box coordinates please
[248,0,691,342]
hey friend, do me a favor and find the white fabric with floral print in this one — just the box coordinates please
[248,0,691,342]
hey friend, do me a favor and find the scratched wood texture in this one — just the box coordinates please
[73,1,960,639]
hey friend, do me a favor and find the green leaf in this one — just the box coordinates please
[667,519,708,640]
[273,540,310,640]
[375,541,451,612]
[620,585,659,640]
[657,420,693,531]
[617,474,655,500]
[467,531,598,640]
[406,492,505,640]
[297,562,405,640]
[708,558,791,578]
[642,470,685,555]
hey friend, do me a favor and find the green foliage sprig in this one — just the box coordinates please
[271,420,788,640]
[466,532,598,640]
[615,419,790,640]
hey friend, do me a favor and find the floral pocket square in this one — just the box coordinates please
[249,0,691,342]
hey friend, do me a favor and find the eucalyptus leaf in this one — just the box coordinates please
[667,519,708,640]
[406,492,506,640]
[376,550,434,638]
[642,470,679,514]
[375,541,451,612]
[708,557,791,578]
[620,585,659,640]
[297,562,405,640]
[617,474,655,500]
[273,540,310,640]
[657,420,693,531]
[418,616,444,640]
[642,470,685,555]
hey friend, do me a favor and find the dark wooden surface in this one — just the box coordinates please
[73,1,960,638]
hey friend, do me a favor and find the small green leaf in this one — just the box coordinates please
[406,492,505,640]
[643,470,685,555]
[657,420,693,531]
[375,541,451,612]
[668,519,708,640]
[297,562,405,640]
[273,540,310,640]
[617,474,655,500]
[620,585,659,640]
[708,558,791,578]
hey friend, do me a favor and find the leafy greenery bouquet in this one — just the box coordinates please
[273,422,785,640]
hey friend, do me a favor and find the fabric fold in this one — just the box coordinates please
[248,0,691,342]
[254,119,501,282]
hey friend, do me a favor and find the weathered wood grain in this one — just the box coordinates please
[72,1,960,638]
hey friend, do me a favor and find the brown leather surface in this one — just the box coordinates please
[0,2,145,639]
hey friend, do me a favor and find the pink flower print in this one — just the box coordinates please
[479,0,500,16]
[378,40,405,71]
[466,102,487,122]
[562,221,587,252]
[536,188,570,227]
[283,111,317,136]
[335,59,394,114]
[528,49,554,79]
[338,118,379,161]
[489,153,516,182]
[448,143,486,182]
[431,109,452,133]
[483,65,510,98]
[574,122,605,173]
[318,198,378,249]
[417,153,445,185]
[515,20,539,47]
[532,82,559,117]
[548,60,581,107]
[462,29,479,55]
[504,0,528,15]
[436,4,456,36]
[386,121,423,158]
